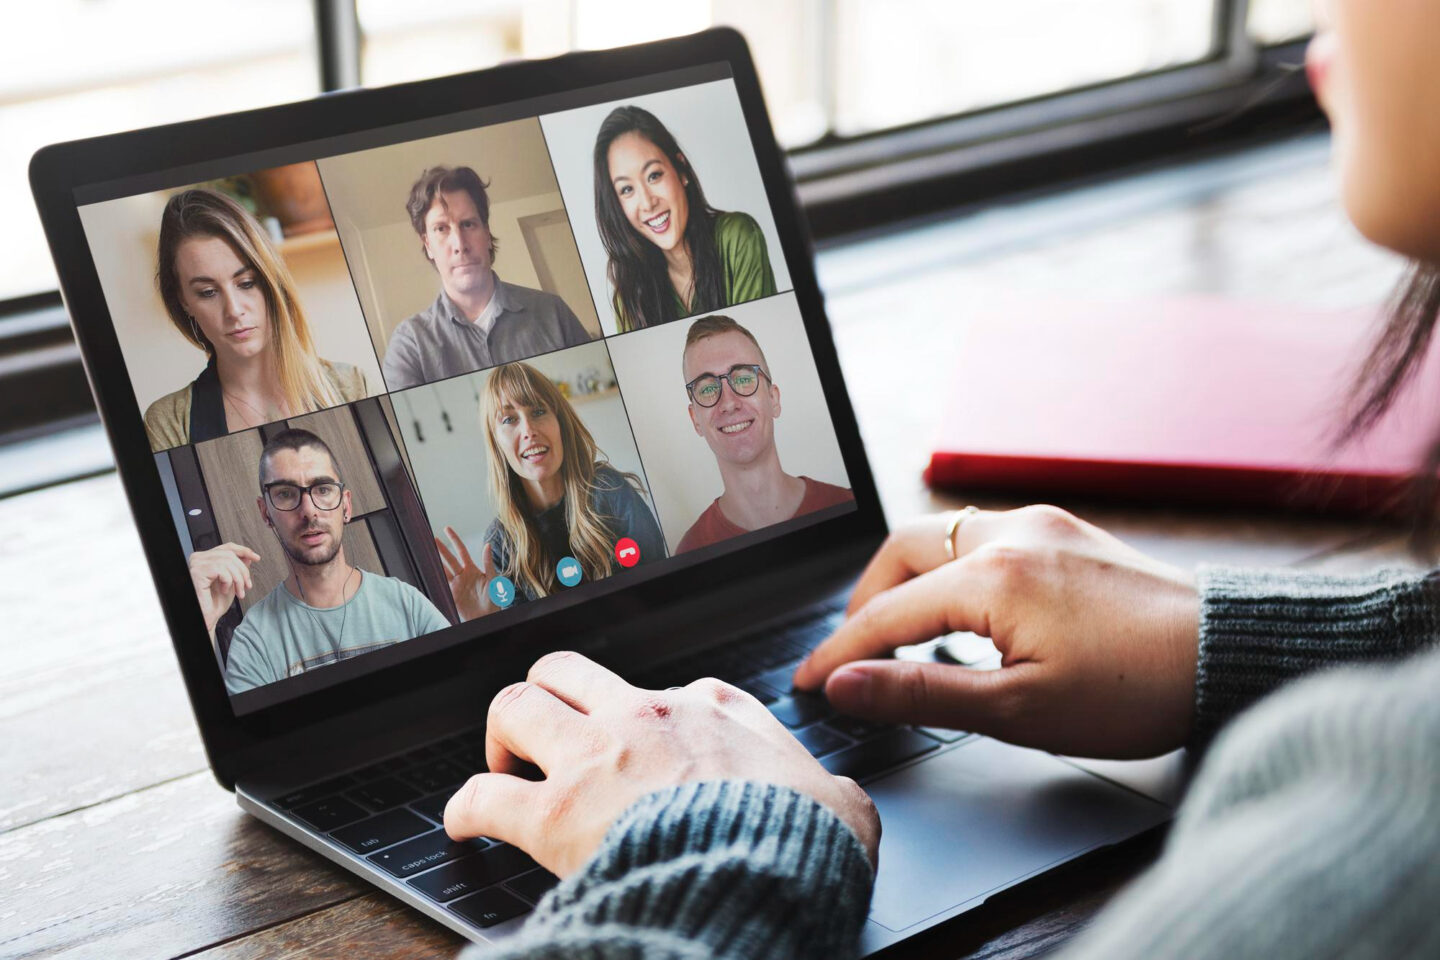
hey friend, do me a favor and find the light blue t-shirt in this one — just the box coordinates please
[223,573,451,694]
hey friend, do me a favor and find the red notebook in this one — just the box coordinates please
[925,296,1440,515]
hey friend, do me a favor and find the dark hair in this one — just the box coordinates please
[405,165,497,265]
[258,428,339,491]
[592,106,724,332]
[1340,265,1440,552]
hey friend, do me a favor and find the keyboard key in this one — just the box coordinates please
[402,759,467,793]
[506,867,560,904]
[768,692,833,729]
[274,775,357,810]
[794,723,850,758]
[751,661,804,695]
[368,829,489,878]
[331,808,432,854]
[825,715,888,742]
[820,729,939,781]
[409,844,538,902]
[411,789,455,824]
[450,886,530,928]
[347,776,421,812]
[291,795,367,831]
[451,747,486,773]
[734,678,779,705]
[349,757,409,781]
[916,727,974,743]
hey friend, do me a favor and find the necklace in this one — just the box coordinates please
[223,389,288,429]
[295,564,359,652]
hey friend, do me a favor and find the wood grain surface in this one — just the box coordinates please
[0,135,1419,960]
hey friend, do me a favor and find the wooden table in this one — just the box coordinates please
[0,135,1417,959]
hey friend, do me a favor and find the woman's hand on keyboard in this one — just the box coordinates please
[792,505,1200,759]
[442,651,880,877]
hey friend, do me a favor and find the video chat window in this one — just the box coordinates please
[80,75,854,711]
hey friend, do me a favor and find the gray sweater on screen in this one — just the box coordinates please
[467,566,1440,960]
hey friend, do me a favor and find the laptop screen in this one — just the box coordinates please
[71,64,856,716]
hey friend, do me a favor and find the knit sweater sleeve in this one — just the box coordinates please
[461,781,874,960]
[1191,565,1440,748]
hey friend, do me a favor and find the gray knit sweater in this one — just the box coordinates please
[465,566,1440,959]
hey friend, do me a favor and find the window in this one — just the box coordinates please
[1,0,319,301]
[1249,0,1315,44]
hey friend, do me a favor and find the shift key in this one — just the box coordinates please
[368,828,489,878]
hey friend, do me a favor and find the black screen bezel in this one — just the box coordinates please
[29,28,886,785]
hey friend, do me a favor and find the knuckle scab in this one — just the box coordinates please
[689,676,738,703]
[633,694,674,723]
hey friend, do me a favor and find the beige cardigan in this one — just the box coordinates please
[143,359,368,452]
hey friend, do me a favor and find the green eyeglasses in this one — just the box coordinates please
[686,364,770,407]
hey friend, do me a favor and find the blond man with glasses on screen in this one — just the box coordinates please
[676,315,852,553]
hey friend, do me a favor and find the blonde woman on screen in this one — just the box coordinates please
[143,188,367,452]
[435,361,665,620]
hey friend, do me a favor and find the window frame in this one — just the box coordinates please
[0,0,1319,445]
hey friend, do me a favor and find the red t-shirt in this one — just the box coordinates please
[676,477,854,554]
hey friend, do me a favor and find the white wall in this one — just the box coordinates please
[393,340,657,557]
[605,293,851,556]
[540,79,794,336]
[77,191,384,416]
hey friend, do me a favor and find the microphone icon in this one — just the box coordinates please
[489,575,516,609]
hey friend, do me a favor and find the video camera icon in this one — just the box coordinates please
[488,575,515,609]
[556,556,583,588]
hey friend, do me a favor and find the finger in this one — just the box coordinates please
[221,556,250,599]
[446,526,476,569]
[480,542,496,578]
[485,681,590,777]
[526,651,633,715]
[217,542,262,567]
[847,510,1001,616]
[443,772,543,849]
[434,536,460,579]
[795,560,993,690]
[823,658,1034,739]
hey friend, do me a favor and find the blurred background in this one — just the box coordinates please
[1,0,1340,496]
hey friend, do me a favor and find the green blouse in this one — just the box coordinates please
[614,210,778,332]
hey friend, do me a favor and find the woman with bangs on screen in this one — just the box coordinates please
[142,188,368,452]
[434,361,666,620]
[594,105,777,333]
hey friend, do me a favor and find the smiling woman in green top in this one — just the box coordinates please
[594,105,777,333]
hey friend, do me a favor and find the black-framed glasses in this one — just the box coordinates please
[263,480,345,512]
[686,364,770,407]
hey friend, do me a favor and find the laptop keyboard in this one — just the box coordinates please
[266,602,972,933]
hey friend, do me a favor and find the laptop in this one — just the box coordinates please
[30,28,1172,954]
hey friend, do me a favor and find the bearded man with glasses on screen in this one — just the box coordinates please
[185,428,450,693]
[677,315,853,554]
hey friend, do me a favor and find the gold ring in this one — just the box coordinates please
[944,506,979,560]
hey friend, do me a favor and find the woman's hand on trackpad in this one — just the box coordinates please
[791,505,1200,759]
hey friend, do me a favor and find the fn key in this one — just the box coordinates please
[820,728,938,781]
[451,886,529,928]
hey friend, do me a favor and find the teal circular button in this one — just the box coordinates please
[488,575,515,609]
[556,557,582,587]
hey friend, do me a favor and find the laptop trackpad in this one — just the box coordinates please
[865,737,1170,932]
